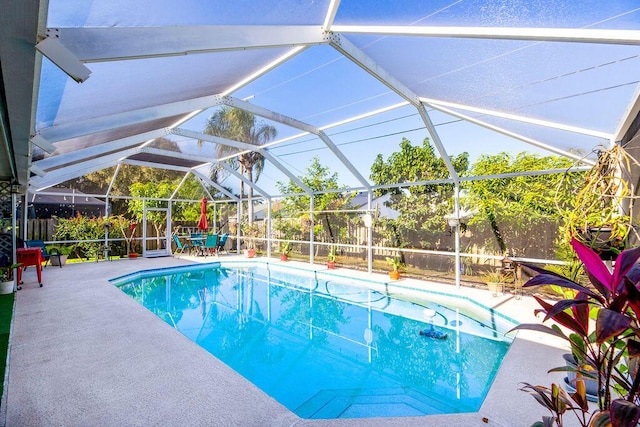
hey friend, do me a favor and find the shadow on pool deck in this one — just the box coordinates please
[3,255,576,427]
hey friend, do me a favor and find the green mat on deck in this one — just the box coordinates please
[0,292,15,401]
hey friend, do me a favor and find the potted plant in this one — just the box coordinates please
[561,352,599,400]
[242,221,260,258]
[559,144,640,260]
[118,221,139,258]
[0,253,20,294]
[244,238,256,258]
[513,238,640,426]
[280,241,290,261]
[482,270,505,296]
[48,245,73,266]
[327,245,337,269]
[128,242,140,259]
[386,254,403,280]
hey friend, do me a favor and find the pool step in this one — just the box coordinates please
[295,387,460,419]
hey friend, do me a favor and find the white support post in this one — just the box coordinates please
[454,185,461,289]
[142,199,147,258]
[267,201,272,258]
[166,201,172,257]
[104,196,110,258]
[213,204,217,234]
[367,191,373,274]
[14,193,19,292]
[236,200,242,254]
[310,197,314,265]
[21,193,28,243]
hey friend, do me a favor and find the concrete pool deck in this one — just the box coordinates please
[3,254,575,426]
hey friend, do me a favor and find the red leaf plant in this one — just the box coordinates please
[512,238,640,427]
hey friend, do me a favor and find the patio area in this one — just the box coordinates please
[2,255,574,426]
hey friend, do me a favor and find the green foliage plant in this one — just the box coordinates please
[557,144,639,257]
[481,270,506,284]
[280,241,291,256]
[370,138,469,248]
[276,157,353,251]
[466,152,576,255]
[327,245,337,262]
[242,221,261,250]
[46,245,73,256]
[512,238,640,426]
[386,254,403,272]
[53,214,116,260]
[0,253,20,281]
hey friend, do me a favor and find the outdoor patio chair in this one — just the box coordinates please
[217,233,229,254]
[26,240,61,268]
[203,234,218,257]
[172,235,191,258]
[190,233,204,247]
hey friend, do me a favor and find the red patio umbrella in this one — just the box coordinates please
[197,197,208,231]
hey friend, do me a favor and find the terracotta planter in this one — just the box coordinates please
[245,249,256,258]
[128,253,139,259]
[0,280,14,294]
[280,254,288,261]
[327,261,336,269]
[389,270,400,280]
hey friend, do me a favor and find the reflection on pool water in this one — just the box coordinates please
[111,262,515,419]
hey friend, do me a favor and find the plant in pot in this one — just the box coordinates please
[0,253,21,294]
[128,242,140,259]
[244,241,256,258]
[280,241,291,261]
[512,238,640,426]
[48,245,73,266]
[386,254,404,280]
[559,144,640,261]
[327,245,337,269]
[482,270,506,296]
[118,221,139,258]
[242,221,260,258]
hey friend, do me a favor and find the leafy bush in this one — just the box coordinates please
[53,214,131,259]
[46,245,73,256]
[513,239,640,426]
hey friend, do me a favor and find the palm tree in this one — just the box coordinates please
[202,107,277,224]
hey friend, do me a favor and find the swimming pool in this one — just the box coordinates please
[111,262,516,419]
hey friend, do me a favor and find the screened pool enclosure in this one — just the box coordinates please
[2,1,640,287]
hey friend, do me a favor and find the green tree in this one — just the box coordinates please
[202,107,277,224]
[370,137,469,248]
[276,157,353,248]
[465,152,579,255]
[128,181,176,250]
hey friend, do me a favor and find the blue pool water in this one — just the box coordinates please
[111,263,515,419]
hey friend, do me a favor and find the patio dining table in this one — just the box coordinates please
[188,234,220,256]
[186,235,203,256]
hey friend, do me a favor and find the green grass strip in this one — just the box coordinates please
[0,292,15,404]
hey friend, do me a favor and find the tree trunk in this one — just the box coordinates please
[486,209,507,253]
[239,164,245,217]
